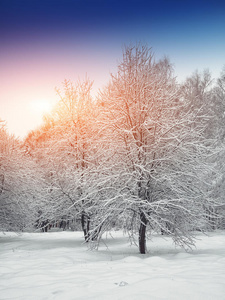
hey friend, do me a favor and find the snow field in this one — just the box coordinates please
[0,230,225,300]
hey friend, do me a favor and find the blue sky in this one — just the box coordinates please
[0,0,225,137]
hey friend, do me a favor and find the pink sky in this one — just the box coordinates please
[1,0,224,138]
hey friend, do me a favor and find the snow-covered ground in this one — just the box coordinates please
[0,230,225,300]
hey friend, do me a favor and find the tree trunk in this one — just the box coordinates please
[139,212,148,254]
[81,212,90,242]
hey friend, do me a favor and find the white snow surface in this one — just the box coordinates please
[0,230,225,300]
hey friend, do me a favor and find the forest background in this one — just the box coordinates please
[1,44,225,254]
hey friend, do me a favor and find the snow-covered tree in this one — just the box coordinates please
[25,79,106,238]
[181,68,225,230]
[208,67,225,229]
[0,121,39,231]
[97,45,218,253]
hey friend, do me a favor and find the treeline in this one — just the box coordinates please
[1,45,225,254]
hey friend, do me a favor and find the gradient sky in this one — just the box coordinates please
[1,0,225,138]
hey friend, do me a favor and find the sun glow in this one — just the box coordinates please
[29,99,52,115]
